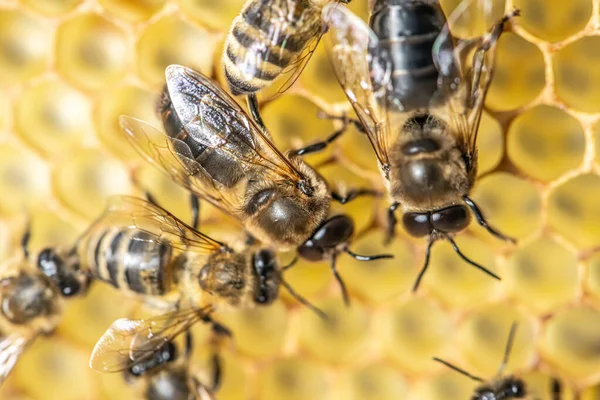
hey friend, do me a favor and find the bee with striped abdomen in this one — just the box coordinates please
[123,65,392,305]
[222,0,351,129]
[322,0,518,291]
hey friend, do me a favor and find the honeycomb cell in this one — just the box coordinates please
[296,297,369,364]
[16,79,92,158]
[408,371,475,400]
[0,143,50,216]
[53,148,132,219]
[470,172,542,241]
[585,252,600,304]
[555,36,600,113]
[342,364,409,400]
[0,10,51,85]
[219,300,288,359]
[99,0,166,22]
[95,84,159,160]
[300,44,348,104]
[137,14,215,87]
[505,235,579,314]
[21,0,82,15]
[25,205,79,254]
[541,306,600,380]
[258,357,332,400]
[56,13,128,91]
[13,338,95,400]
[513,0,592,43]
[477,112,504,176]
[486,33,546,111]
[457,304,536,376]
[507,105,585,182]
[344,231,416,304]
[178,0,246,31]
[378,297,452,375]
[423,236,500,307]
[548,173,600,249]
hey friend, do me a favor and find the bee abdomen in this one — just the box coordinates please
[370,0,447,110]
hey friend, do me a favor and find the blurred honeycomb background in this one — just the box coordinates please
[0,0,600,399]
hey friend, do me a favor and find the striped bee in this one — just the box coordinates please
[222,0,351,128]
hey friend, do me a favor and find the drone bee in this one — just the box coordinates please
[222,0,351,129]
[322,0,518,291]
[123,64,392,305]
[0,230,89,385]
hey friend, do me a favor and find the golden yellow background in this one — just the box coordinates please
[0,0,599,399]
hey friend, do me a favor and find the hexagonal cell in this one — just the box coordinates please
[508,105,585,182]
[541,306,600,380]
[548,173,600,250]
[470,172,543,241]
[0,143,50,216]
[12,338,95,400]
[0,10,51,85]
[554,36,600,113]
[585,252,600,304]
[486,33,545,111]
[53,148,132,219]
[56,13,129,91]
[296,297,369,364]
[219,300,288,359]
[422,236,500,307]
[456,304,536,376]
[95,84,159,160]
[137,14,215,87]
[377,297,452,374]
[408,371,476,400]
[477,112,504,176]
[300,43,348,104]
[341,363,409,400]
[99,0,166,22]
[344,230,416,304]
[21,0,82,15]
[513,0,592,43]
[440,0,506,38]
[505,235,579,314]
[178,0,246,31]
[257,357,332,400]
[16,79,92,158]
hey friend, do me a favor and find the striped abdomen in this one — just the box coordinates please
[81,226,174,296]
[223,0,322,95]
[369,0,447,110]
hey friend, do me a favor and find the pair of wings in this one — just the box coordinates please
[0,333,32,386]
[322,1,501,175]
[121,65,306,218]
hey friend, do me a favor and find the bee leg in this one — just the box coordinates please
[144,190,160,208]
[210,352,222,391]
[550,377,562,400]
[190,193,200,230]
[463,196,516,244]
[21,224,31,259]
[330,252,351,306]
[331,188,381,204]
[290,124,348,156]
[412,239,434,292]
[317,111,365,134]
[345,249,393,262]
[446,236,501,281]
[247,94,267,132]
[384,202,400,245]
[184,330,193,359]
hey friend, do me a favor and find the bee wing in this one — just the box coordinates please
[165,65,306,182]
[322,3,395,170]
[99,195,226,254]
[191,377,215,400]
[0,333,33,385]
[89,306,214,373]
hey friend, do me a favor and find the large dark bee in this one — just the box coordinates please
[222,0,351,129]
[122,65,392,305]
[322,0,518,291]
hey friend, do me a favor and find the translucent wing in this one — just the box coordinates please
[90,306,214,373]
[96,195,227,254]
[322,3,394,171]
[165,65,305,182]
[0,333,33,386]
[191,377,216,400]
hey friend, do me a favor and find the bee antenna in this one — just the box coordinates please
[345,249,394,262]
[412,239,435,292]
[21,223,31,259]
[433,357,484,382]
[445,236,501,281]
[281,256,299,271]
[496,322,518,378]
[462,195,516,244]
[276,270,328,321]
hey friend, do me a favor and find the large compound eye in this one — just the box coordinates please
[297,240,325,262]
[402,212,432,237]
[311,215,354,249]
[509,379,527,398]
[431,205,471,233]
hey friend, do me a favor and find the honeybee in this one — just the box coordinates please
[123,64,392,305]
[322,0,518,291]
[0,230,89,385]
[222,0,351,128]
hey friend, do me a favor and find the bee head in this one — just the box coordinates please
[37,248,86,297]
[402,204,471,238]
[198,252,248,304]
[0,272,59,325]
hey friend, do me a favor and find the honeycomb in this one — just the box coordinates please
[0,0,599,399]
